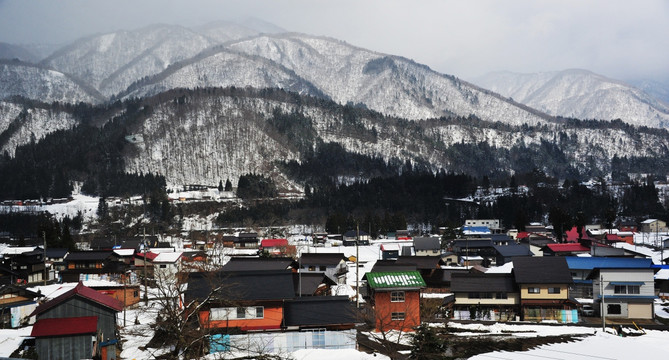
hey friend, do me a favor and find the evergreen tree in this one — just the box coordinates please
[409,323,445,359]
[217,180,223,192]
[224,179,232,192]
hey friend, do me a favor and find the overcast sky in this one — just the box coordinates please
[1,0,667,81]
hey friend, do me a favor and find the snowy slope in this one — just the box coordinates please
[122,89,669,187]
[473,69,669,128]
[121,47,323,100]
[0,60,102,104]
[226,34,549,125]
[42,24,215,97]
[0,101,78,156]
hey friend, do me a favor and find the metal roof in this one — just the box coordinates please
[32,282,124,316]
[366,271,426,289]
[565,257,653,270]
[31,316,98,337]
[513,257,573,284]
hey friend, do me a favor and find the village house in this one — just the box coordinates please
[365,270,425,332]
[0,284,42,328]
[640,219,666,233]
[234,232,259,249]
[513,257,578,323]
[30,282,123,360]
[342,230,370,246]
[259,238,294,257]
[187,270,295,332]
[61,250,126,283]
[413,237,441,256]
[450,273,519,321]
[298,253,348,284]
[591,262,656,319]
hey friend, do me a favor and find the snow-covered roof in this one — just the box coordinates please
[1,246,37,255]
[113,249,135,257]
[642,219,659,224]
[655,268,669,280]
[366,271,426,289]
[153,252,182,263]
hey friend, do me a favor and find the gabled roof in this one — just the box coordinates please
[261,239,289,248]
[185,270,296,304]
[451,273,517,293]
[153,252,182,263]
[32,282,123,316]
[513,257,572,284]
[366,271,426,289]
[413,237,440,251]
[284,296,356,327]
[113,248,135,257]
[395,256,441,270]
[0,284,43,299]
[135,251,159,261]
[222,257,295,271]
[64,250,115,262]
[370,260,417,273]
[545,243,590,253]
[453,239,494,249]
[299,253,347,266]
[45,248,69,258]
[565,226,593,242]
[31,316,98,337]
[494,244,533,257]
[565,257,653,270]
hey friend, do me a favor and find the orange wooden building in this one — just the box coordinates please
[366,271,426,332]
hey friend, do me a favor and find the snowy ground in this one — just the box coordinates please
[469,329,669,359]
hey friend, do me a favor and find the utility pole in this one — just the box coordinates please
[356,224,360,309]
[601,274,605,331]
[143,227,148,304]
[43,231,47,285]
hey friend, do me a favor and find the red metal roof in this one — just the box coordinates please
[136,251,159,261]
[546,243,590,252]
[516,232,530,239]
[260,239,288,248]
[31,316,97,337]
[605,233,622,241]
[33,282,124,316]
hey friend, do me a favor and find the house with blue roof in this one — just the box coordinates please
[565,257,656,319]
[565,257,654,299]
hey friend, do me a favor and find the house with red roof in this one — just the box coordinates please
[542,243,591,256]
[31,281,123,360]
[260,239,294,257]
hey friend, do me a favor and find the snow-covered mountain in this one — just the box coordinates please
[0,100,78,157]
[41,24,216,97]
[473,70,669,128]
[119,46,325,100]
[123,88,669,187]
[0,60,103,104]
[124,33,550,126]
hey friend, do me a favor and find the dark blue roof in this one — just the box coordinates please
[565,257,653,270]
[493,244,533,257]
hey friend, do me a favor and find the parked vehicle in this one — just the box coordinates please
[581,304,595,316]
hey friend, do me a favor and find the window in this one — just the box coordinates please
[391,312,405,321]
[468,292,480,299]
[319,266,327,271]
[159,264,167,268]
[255,306,264,319]
[615,285,640,294]
[496,292,508,299]
[236,307,246,319]
[391,291,405,302]
[607,304,621,315]
[528,287,540,294]
[308,266,316,271]
[548,287,561,294]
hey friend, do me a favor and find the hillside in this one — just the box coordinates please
[473,69,669,128]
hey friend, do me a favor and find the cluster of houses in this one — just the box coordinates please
[1,217,669,358]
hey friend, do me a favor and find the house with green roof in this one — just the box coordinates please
[365,271,425,332]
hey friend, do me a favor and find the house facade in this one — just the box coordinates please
[513,257,577,323]
[365,271,425,332]
[592,268,656,319]
[30,282,123,360]
[450,273,519,321]
[298,253,348,284]
[413,237,441,256]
